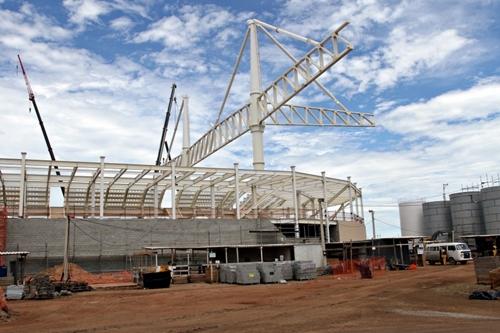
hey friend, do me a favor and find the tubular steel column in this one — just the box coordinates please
[234,163,240,219]
[153,184,158,218]
[360,187,365,221]
[18,152,27,217]
[347,176,353,220]
[99,156,105,219]
[252,185,258,218]
[91,184,96,218]
[210,185,216,219]
[318,199,327,266]
[248,19,265,170]
[354,182,359,218]
[171,163,176,219]
[321,171,330,243]
[291,166,300,239]
[182,95,190,166]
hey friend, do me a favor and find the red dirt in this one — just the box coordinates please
[3,265,500,333]
[41,263,133,284]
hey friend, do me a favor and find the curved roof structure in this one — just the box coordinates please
[0,156,360,219]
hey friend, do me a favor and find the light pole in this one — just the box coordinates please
[368,209,376,258]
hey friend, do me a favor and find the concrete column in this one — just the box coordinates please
[182,95,190,166]
[347,176,353,219]
[291,166,300,238]
[260,246,263,263]
[210,185,216,218]
[18,152,27,217]
[171,163,176,219]
[99,156,105,219]
[248,19,265,170]
[225,247,228,263]
[236,247,240,263]
[234,163,240,219]
[322,171,330,243]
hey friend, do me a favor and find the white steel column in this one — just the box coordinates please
[210,185,216,218]
[322,171,330,243]
[360,187,365,221]
[234,163,240,219]
[153,182,158,218]
[252,185,258,218]
[171,163,176,219]
[248,19,265,170]
[18,152,27,217]
[354,182,359,218]
[291,166,300,238]
[91,184,95,217]
[99,156,105,219]
[347,176,353,219]
[182,95,190,166]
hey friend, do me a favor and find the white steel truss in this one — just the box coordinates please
[170,19,374,169]
[0,157,361,220]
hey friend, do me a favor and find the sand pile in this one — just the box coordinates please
[43,264,133,285]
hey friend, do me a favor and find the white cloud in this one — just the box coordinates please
[110,16,134,31]
[63,0,110,26]
[133,4,243,49]
[381,80,500,138]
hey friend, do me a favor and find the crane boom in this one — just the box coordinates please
[155,83,176,166]
[17,55,65,196]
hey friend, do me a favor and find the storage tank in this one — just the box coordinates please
[398,201,424,236]
[480,186,500,234]
[449,191,484,237]
[422,201,452,236]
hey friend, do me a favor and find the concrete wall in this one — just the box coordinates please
[6,218,283,258]
[293,244,323,267]
[337,221,366,242]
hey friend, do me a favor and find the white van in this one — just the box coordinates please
[424,242,473,265]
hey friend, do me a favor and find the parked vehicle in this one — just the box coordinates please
[425,242,473,265]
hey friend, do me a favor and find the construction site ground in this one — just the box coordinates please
[3,264,500,333]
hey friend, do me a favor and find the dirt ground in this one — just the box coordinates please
[2,264,499,333]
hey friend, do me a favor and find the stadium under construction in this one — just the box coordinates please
[0,19,375,275]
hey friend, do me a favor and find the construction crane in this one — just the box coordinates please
[17,55,65,196]
[156,83,177,166]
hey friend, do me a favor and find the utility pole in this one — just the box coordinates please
[368,209,376,261]
[442,183,448,201]
[368,210,376,239]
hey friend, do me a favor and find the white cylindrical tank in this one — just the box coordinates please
[398,201,425,236]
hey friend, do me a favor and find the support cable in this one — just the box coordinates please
[214,27,250,126]
[168,99,184,154]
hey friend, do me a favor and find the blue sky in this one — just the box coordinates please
[1,0,500,237]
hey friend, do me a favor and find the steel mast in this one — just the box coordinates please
[156,83,177,166]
